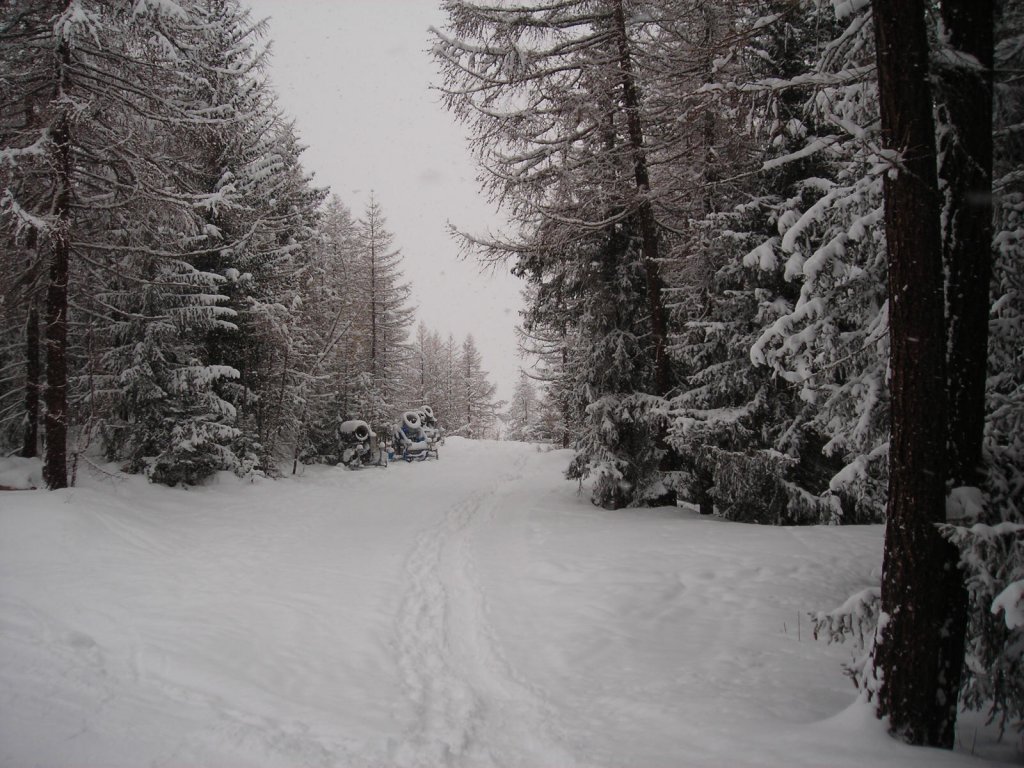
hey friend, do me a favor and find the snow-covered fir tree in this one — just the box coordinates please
[175,0,325,470]
[505,371,542,442]
[290,196,362,467]
[404,323,445,413]
[454,335,499,439]
[347,195,415,434]
[0,0,258,487]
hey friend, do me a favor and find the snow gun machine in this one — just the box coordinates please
[337,420,388,469]
[390,406,442,463]
[337,406,442,469]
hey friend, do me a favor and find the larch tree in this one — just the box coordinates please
[290,195,360,467]
[435,332,461,432]
[455,334,499,439]
[405,322,445,411]
[433,0,680,505]
[349,195,414,432]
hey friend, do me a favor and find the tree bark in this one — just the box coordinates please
[870,0,961,746]
[21,288,41,459]
[610,0,671,397]
[940,0,994,495]
[19,226,42,459]
[43,40,72,490]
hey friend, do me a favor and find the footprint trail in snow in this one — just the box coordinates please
[391,451,580,767]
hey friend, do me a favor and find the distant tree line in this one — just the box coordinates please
[0,0,500,486]
[434,0,1022,748]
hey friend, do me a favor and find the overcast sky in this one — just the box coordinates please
[244,0,524,401]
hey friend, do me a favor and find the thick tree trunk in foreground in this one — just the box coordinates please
[871,0,964,747]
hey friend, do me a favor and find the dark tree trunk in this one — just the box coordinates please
[610,0,671,397]
[43,41,72,491]
[701,6,718,217]
[940,0,994,494]
[933,0,994,743]
[19,226,42,459]
[21,291,41,459]
[870,0,962,747]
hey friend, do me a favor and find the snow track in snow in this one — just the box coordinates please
[392,450,581,767]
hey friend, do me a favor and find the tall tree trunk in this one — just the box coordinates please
[19,90,42,461]
[933,0,994,744]
[21,290,41,459]
[20,227,42,459]
[870,0,962,746]
[940,0,994,495]
[43,95,72,489]
[610,0,671,397]
[700,6,718,217]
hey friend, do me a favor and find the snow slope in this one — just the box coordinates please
[0,439,1016,767]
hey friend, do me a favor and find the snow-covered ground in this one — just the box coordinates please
[0,438,1017,767]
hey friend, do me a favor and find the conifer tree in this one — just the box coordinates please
[175,0,326,469]
[505,371,541,442]
[0,0,254,487]
[455,335,498,439]
[348,195,414,431]
[434,0,679,504]
[405,323,445,411]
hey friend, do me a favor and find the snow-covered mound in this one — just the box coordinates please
[0,439,1013,766]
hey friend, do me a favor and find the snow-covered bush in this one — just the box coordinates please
[147,419,243,488]
[812,585,881,692]
[568,393,672,510]
[941,523,1024,736]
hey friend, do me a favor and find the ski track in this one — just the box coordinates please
[391,450,581,768]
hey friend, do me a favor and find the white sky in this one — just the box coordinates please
[244,0,524,401]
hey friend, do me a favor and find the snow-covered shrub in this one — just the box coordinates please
[98,255,243,487]
[812,585,881,691]
[147,419,242,487]
[708,448,793,523]
[568,393,672,510]
[941,523,1024,736]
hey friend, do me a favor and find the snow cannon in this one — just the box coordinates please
[393,410,439,462]
[418,405,444,447]
[338,420,387,469]
[340,420,373,443]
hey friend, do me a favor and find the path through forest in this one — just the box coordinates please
[0,440,1012,767]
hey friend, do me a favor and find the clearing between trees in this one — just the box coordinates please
[0,439,1014,767]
